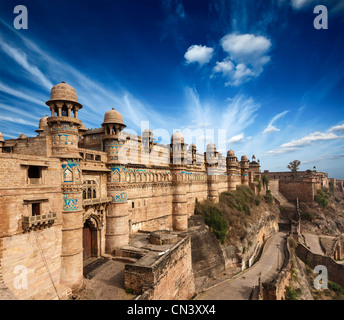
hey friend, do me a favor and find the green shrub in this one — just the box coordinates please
[264,190,274,204]
[262,175,269,188]
[328,281,344,294]
[301,210,315,222]
[202,205,228,244]
[254,177,262,193]
[285,287,300,300]
[314,189,329,209]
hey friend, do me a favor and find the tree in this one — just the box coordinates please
[287,160,301,176]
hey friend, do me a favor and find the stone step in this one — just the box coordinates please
[112,256,138,264]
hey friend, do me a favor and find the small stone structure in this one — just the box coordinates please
[124,235,195,300]
[149,230,179,246]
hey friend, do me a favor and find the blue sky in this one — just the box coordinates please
[0,0,343,178]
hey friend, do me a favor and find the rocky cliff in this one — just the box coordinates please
[189,187,280,290]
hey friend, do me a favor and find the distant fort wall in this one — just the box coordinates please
[263,170,329,203]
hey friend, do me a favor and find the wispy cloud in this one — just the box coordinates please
[263,110,289,134]
[266,129,344,155]
[303,153,344,164]
[0,41,53,90]
[0,24,169,134]
[0,82,43,105]
[182,87,260,151]
[0,115,38,127]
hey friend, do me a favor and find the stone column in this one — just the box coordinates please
[171,170,188,231]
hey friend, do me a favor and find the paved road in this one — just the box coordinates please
[303,233,324,255]
[196,232,287,300]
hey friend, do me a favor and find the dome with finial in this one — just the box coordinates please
[171,131,184,144]
[241,155,248,161]
[46,81,82,109]
[0,132,4,142]
[102,108,125,126]
[227,149,235,157]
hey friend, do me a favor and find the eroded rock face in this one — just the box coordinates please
[188,216,226,282]
[188,202,280,290]
[301,191,344,236]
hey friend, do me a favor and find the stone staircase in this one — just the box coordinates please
[269,188,294,208]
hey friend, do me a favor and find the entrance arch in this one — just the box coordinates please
[83,216,99,261]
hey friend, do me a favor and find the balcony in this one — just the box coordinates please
[22,212,57,232]
[82,197,112,207]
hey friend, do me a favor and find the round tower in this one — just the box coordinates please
[45,81,84,291]
[101,108,130,252]
[205,143,219,203]
[46,81,83,159]
[170,132,188,231]
[240,155,250,186]
[226,149,241,190]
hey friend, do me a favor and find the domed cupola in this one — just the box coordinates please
[45,82,83,158]
[46,81,82,118]
[102,108,126,136]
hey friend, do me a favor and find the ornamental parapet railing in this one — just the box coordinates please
[82,197,112,206]
[22,212,57,232]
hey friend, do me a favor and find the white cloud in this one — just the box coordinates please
[221,33,271,62]
[266,130,344,155]
[328,123,344,132]
[263,110,289,134]
[227,133,245,144]
[213,58,234,77]
[184,45,214,66]
[213,33,272,86]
